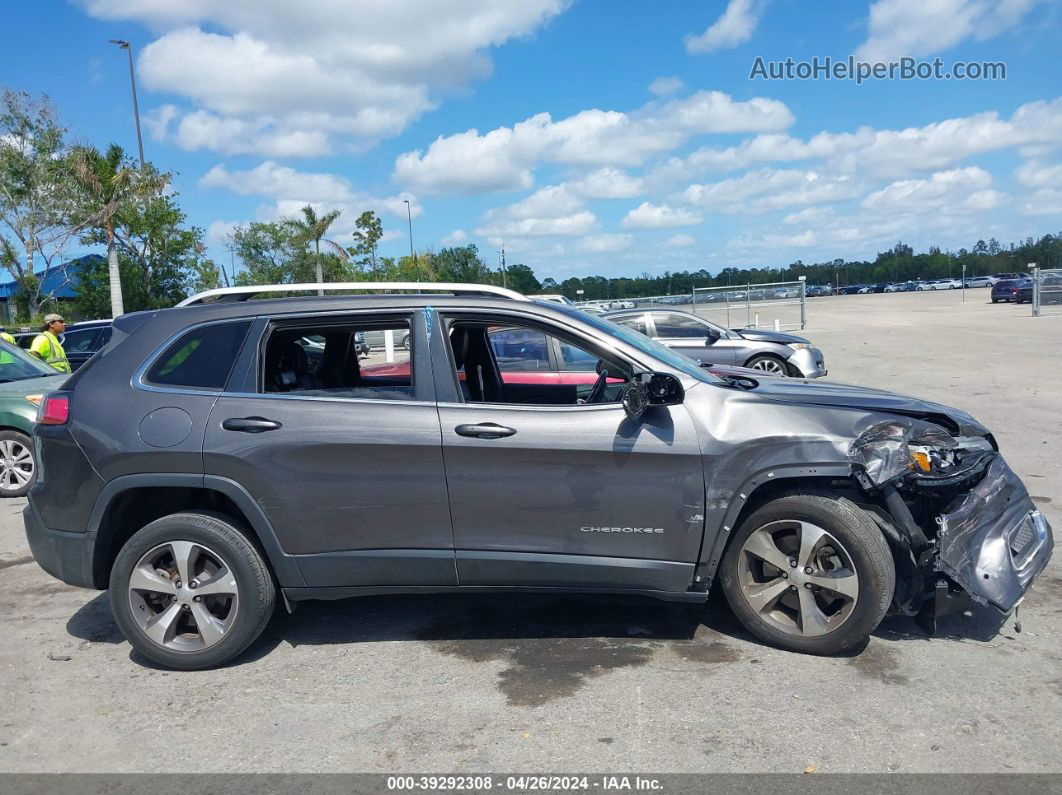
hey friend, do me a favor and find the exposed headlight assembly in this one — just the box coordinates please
[787,343,812,350]
[849,418,995,487]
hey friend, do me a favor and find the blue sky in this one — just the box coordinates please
[5,0,1061,279]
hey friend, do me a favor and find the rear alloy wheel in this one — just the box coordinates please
[719,493,894,655]
[111,512,275,670]
[0,431,36,498]
[745,354,789,377]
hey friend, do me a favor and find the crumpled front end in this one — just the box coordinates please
[849,417,1054,615]
[937,456,1053,611]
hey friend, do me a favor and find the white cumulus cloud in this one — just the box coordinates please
[686,0,767,54]
[622,202,702,229]
[82,0,571,155]
[648,76,684,96]
[855,0,1043,61]
[861,167,1002,214]
[393,90,793,194]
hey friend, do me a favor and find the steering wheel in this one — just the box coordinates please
[585,368,609,404]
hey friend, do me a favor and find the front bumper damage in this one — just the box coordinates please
[936,456,1053,611]
[787,347,828,379]
[850,418,1054,621]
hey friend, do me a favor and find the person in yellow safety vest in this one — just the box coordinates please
[29,313,71,373]
[0,327,15,366]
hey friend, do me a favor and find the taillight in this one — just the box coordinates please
[39,394,69,425]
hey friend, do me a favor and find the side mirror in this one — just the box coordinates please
[622,372,685,421]
[705,329,721,344]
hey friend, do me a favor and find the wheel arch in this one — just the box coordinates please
[88,474,305,589]
[696,465,863,584]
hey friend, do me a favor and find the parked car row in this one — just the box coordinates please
[836,273,1031,295]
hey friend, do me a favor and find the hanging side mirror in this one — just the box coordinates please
[622,372,685,421]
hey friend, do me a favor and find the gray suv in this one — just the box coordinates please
[25,283,1052,669]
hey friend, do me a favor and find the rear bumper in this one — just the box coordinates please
[23,498,97,589]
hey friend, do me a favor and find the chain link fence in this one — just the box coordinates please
[1032,267,1062,317]
[691,280,807,330]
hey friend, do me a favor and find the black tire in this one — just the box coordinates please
[0,429,37,498]
[744,354,789,377]
[719,492,895,655]
[401,332,411,351]
[991,297,999,303]
[110,512,276,670]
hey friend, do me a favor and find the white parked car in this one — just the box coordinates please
[883,283,904,293]
[964,276,993,288]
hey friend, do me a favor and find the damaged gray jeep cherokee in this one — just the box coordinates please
[24,283,1053,669]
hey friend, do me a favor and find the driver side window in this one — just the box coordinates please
[448,319,629,406]
[652,313,710,338]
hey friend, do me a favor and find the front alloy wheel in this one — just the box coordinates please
[746,355,788,376]
[720,493,895,655]
[735,521,859,637]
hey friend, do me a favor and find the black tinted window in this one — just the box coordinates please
[653,313,709,338]
[62,328,100,353]
[146,321,251,390]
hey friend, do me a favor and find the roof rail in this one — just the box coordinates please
[177,282,530,307]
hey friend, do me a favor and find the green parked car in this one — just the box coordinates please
[0,340,68,497]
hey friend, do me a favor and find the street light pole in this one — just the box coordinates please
[109,39,145,169]
[402,200,417,279]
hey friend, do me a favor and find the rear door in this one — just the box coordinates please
[204,309,456,589]
[434,311,705,593]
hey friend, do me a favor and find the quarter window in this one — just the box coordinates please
[145,321,252,390]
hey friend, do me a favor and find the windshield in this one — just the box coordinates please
[555,306,720,383]
[0,340,60,382]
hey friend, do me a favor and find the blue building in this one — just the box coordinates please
[0,254,102,325]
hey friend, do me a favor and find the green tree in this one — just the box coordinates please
[286,205,347,291]
[69,143,167,316]
[501,262,540,294]
[0,89,80,315]
[74,187,213,317]
[434,244,490,282]
[349,210,383,275]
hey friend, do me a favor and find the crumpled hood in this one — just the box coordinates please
[731,328,810,345]
[750,377,990,437]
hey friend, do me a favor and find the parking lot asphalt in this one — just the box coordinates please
[0,289,1058,773]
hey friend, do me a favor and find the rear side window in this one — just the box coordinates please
[145,321,251,390]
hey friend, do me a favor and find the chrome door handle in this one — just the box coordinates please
[454,423,516,439]
[222,417,283,433]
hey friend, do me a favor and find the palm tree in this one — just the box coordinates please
[70,144,166,317]
[286,205,347,295]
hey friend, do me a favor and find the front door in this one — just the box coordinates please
[204,310,456,588]
[434,312,705,593]
[648,312,739,366]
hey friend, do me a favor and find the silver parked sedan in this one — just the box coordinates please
[603,309,827,378]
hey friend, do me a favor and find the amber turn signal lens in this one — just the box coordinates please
[910,451,932,472]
